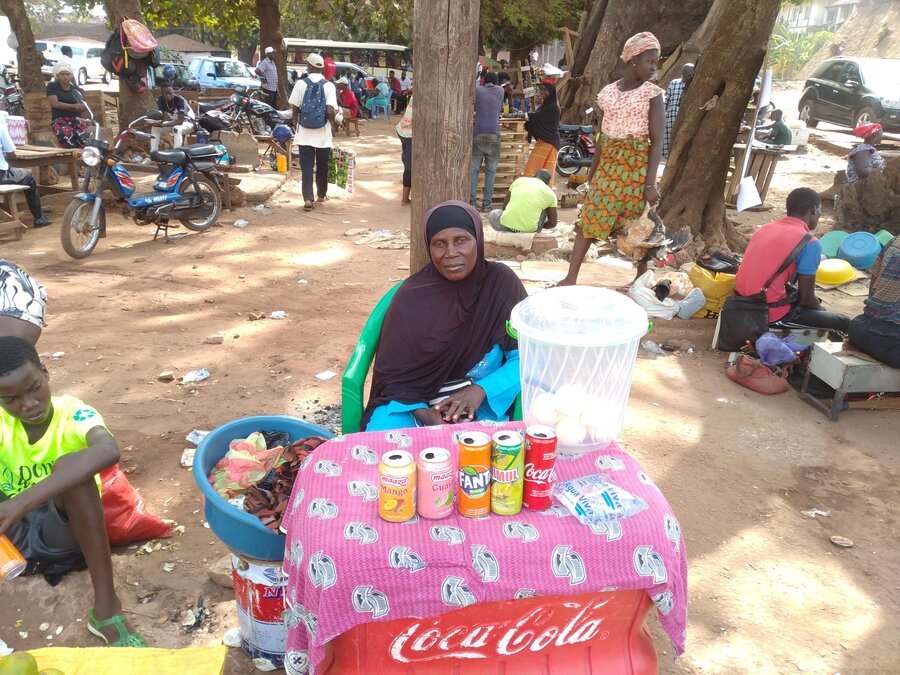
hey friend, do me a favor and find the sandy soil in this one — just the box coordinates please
[1,112,897,675]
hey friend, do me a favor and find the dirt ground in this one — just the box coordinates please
[1,108,897,675]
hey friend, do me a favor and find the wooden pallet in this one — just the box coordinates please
[24,91,117,141]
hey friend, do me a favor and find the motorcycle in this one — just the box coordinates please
[556,123,595,177]
[198,87,291,136]
[0,65,24,116]
[60,106,229,259]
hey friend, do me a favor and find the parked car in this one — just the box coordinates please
[148,63,200,91]
[189,57,260,92]
[40,40,106,84]
[799,57,900,132]
[286,61,372,86]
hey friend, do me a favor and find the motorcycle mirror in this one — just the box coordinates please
[146,109,164,121]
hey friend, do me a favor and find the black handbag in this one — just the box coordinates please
[716,232,813,352]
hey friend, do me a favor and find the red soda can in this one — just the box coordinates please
[523,425,557,511]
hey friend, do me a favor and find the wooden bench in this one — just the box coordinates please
[0,184,29,241]
[342,117,360,137]
[800,341,900,420]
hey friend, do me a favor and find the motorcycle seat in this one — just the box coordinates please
[278,109,293,120]
[559,123,594,135]
[181,143,221,159]
[151,149,187,164]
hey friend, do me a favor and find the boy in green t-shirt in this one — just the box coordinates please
[0,336,145,647]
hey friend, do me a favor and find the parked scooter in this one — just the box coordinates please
[198,87,290,136]
[0,65,24,116]
[60,105,229,259]
[556,123,596,177]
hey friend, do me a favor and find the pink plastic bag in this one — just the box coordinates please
[208,432,287,498]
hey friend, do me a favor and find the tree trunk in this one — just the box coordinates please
[557,0,610,117]
[236,45,256,66]
[257,0,289,108]
[410,0,480,273]
[560,0,714,123]
[658,0,782,254]
[0,0,43,94]
[655,0,727,88]
[105,0,155,132]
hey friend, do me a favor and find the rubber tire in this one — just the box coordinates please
[60,199,103,259]
[178,174,221,231]
[854,106,878,128]
[77,68,88,86]
[799,99,819,128]
[555,143,583,177]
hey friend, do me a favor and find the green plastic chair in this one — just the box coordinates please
[341,282,522,434]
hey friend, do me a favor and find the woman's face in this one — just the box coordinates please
[868,130,883,145]
[632,49,659,82]
[57,70,73,87]
[430,227,478,282]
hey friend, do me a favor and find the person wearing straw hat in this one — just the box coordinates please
[46,61,90,149]
[558,31,664,287]
[847,122,885,184]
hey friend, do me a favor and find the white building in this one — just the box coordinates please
[778,0,859,33]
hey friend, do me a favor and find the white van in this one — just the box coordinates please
[41,40,106,84]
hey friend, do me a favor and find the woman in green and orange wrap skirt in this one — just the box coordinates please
[558,32,665,286]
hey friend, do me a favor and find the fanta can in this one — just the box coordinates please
[0,534,26,582]
[457,432,492,518]
[491,430,524,515]
[416,447,455,519]
[378,450,416,522]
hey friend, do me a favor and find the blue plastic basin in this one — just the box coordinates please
[837,232,881,270]
[192,415,334,561]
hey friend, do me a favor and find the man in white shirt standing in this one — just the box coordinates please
[288,53,339,211]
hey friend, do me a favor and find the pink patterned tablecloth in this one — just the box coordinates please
[282,421,687,674]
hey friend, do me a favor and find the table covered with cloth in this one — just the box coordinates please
[282,421,688,673]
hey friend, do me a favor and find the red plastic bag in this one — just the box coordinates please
[725,355,789,395]
[100,464,171,546]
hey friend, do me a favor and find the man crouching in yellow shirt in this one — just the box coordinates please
[0,336,145,647]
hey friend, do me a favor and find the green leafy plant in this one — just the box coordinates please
[769,21,833,80]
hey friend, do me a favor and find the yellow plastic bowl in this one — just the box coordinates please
[816,258,855,285]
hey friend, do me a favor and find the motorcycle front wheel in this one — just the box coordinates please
[179,174,222,231]
[555,143,584,177]
[60,199,104,259]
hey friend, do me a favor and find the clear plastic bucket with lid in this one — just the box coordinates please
[510,286,648,456]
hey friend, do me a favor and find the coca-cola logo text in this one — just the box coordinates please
[524,463,555,483]
[389,600,610,663]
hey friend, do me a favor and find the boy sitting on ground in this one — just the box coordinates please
[0,336,144,647]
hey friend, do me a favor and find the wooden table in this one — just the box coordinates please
[9,144,80,196]
[726,142,796,209]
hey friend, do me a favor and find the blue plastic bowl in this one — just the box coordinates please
[193,415,334,561]
[837,232,881,270]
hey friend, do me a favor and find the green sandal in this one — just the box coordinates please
[87,608,147,647]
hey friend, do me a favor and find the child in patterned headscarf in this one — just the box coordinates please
[558,32,665,286]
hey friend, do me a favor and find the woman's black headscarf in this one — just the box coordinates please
[362,201,527,427]
[524,82,561,148]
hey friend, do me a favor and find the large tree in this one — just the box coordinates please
[0,0,44,93]
[658,0,782,253]
[409,0,479,273]
[559,0,714,122]
[256,0,289,107]
[480,0,584,65]
[105,0,155,131]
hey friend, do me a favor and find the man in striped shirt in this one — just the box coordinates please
[255,47,279,108]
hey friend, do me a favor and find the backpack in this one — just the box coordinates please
[300,78,328,129]
[100,30,134,76]
[120,18,158,58]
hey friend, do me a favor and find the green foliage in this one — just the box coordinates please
[481,0,583,52]
[769,21,833,79]
[23,0,97,25]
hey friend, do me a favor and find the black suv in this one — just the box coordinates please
[799,57,900,132]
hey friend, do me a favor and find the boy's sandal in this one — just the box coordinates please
[88,608,147,647]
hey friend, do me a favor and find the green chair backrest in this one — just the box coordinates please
[341,281,403,434]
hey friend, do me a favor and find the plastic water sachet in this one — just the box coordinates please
[553,474,648,525]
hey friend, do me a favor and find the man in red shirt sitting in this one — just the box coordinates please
[389,70,404,113]
[735,188,850,332]
[334,77,359,133]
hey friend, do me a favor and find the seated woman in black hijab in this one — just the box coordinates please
[363,200,528,431]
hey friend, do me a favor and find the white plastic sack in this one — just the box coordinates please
[628,271,679,320]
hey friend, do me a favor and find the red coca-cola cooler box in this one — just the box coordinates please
[320,589,658,674]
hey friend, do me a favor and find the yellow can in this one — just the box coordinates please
[490,431,524,516]
[276,154,288,173]
[378,450,417,522]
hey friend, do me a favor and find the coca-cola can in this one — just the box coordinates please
[523,425,557,511]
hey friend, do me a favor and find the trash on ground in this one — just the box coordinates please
[158,370,175,382]
[233,219,250,228]
[801,508,830,519]
[253,204,272,211]
[182,369,210,384]
[52,351,65,359]
[298,279,308,284]
[180,448,196,468]
[203,334,224,345]
[163,562,176,572]
[641,340,666,356]
[248,312,266,321]
[830,535,853,548]
[253,658,278,672]
[39,623,50,632]
[315,370,337,381]
[186,429,210,445]
[269,310,287,320]
[223,627,242,648]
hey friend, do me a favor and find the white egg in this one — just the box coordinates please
[556,415,587,447]
[529,392,559,426]
[553,383,590,416]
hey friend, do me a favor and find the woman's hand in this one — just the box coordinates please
[434,384,486,423]
[645,184,661,206]
[412,407,448,426]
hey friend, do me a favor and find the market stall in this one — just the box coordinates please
[281,421,687,673]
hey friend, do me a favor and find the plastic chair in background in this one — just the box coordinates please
[370,96,390,119]
[341,281,523,434]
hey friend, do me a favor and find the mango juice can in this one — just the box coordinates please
[457,431,492,518]
[0,534,27,582]
[416,447,455,519]
[378,450,416,522]
[491,430,525,516]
